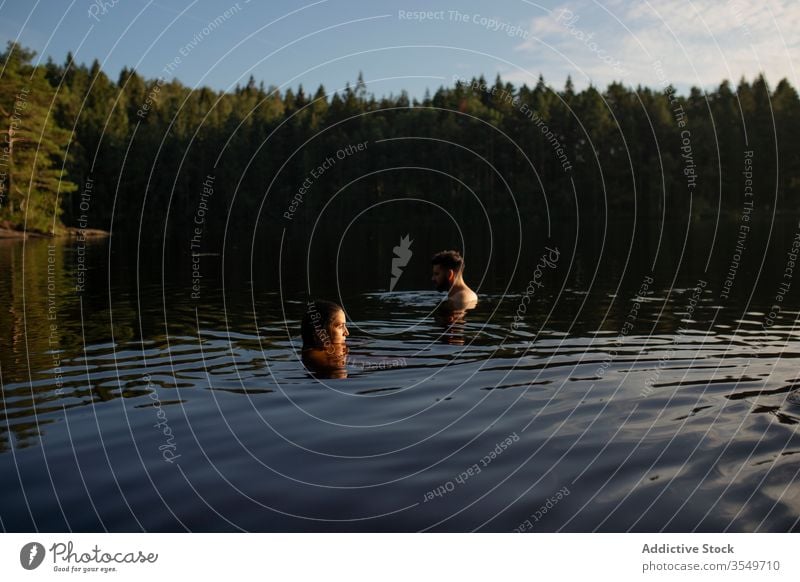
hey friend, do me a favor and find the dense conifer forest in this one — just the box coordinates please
[1,41,797,241]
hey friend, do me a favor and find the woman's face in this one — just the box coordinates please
[327,309,349,344]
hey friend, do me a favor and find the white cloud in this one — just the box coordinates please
[510,0,800,92]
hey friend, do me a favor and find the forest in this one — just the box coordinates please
[1,40,798,243]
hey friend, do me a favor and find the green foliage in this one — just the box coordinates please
[0,42,77,233]
[3,42,799,238]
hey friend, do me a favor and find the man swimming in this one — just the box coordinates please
[431,250,478,310]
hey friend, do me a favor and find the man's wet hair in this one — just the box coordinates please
[431,250,464,273]
[301,300,343,348]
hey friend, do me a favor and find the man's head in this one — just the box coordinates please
[431,250,464,292]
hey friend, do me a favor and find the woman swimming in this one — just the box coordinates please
[301,300,349,378]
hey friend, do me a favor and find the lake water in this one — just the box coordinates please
[2,218,800,532]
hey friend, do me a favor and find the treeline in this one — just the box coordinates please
[1,41,799,240]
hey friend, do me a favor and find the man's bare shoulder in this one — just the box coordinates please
[447,288,478,310]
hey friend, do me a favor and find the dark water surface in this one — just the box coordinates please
[2,218,800,532]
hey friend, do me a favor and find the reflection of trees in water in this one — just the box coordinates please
[1,240,64,451]
[0,239,134,451]
[0,238,279,453]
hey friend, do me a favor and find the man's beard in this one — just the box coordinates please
[435,280,451,292]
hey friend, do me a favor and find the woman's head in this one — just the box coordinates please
[301,300,349,349]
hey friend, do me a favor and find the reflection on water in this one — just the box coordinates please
[1,226,800,532]
[302,345,349,379]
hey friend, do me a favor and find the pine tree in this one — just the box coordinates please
[0,42,77,233]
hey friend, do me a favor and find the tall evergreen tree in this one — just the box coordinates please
[0,42,77,233]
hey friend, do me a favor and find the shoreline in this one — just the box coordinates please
[0,226,110,240]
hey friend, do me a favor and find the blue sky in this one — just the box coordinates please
[2,0,798,98]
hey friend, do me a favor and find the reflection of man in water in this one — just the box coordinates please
[301,300,349,379]
[431,250,478,310]
[436,306,468,345]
